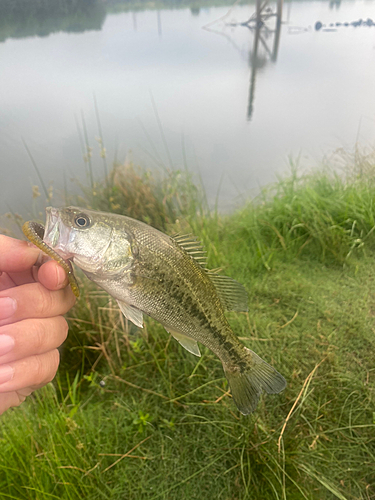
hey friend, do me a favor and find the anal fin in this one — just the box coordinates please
[117,300,144,328]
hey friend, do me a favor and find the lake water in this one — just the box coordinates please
[1,0,375,217]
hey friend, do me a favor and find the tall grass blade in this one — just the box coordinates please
[94,94,109,184]
[81,110,94,190]
[22,138,49,200]
[149,91,174,171]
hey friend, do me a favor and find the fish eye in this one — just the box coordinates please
[74,214,91,228]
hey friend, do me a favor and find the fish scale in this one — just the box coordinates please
[23,206,287,415]
[130,238,239,361]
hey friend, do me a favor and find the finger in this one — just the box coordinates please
[0,272,18,291]
[0,390,29,415]
[0,349,60,393]
[0,282,76,326]
[2,260,69,291]
[0,235,40,273]
[38,260,69,290]
[0,266,40,291]
[0,316,68,364]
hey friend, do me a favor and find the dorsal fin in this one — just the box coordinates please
[207,273,249,312]
[172,233,207,268]
[172,233,247,311]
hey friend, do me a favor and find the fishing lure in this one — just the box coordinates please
[22,221,80,298]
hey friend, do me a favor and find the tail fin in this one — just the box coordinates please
[223,347,286,415]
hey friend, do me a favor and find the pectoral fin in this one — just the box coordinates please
[166,329,201,357]
[117,300,144,328]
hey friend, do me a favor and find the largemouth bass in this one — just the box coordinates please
[23,207,286,414]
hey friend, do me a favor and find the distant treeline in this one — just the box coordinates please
[103,0,250,14]
[0,0,106,42]
[1,0,354,42]
[0,0,248,42]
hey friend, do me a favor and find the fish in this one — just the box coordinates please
[23,206,286,414]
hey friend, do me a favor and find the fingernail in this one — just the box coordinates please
[0,298,17,320]
[0,335,14,356]
[56,266,67,287]
[0,365,14,385]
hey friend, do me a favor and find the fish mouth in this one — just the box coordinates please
[44,207,74,260]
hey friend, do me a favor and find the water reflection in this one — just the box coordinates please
[0,0,106,42]
[330,0,342,9]
[245,0,283,120]
[204,0,283,121]
[0,0,253,42]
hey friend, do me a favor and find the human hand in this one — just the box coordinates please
[0,235,76,415]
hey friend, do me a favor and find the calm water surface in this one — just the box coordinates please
[1,0,375,216]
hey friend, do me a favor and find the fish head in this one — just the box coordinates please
[44,206,133,276]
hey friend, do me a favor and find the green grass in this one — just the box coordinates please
[1,158,375,499]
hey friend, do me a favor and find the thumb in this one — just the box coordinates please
[37,260,69,291]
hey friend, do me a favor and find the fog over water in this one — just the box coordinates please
[1,0,375,216]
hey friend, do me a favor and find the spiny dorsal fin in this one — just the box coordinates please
[172,233,207,268]
[172,233,247,311]
[207,273,249,312]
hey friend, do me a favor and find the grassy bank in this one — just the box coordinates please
[1,161,375,499]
